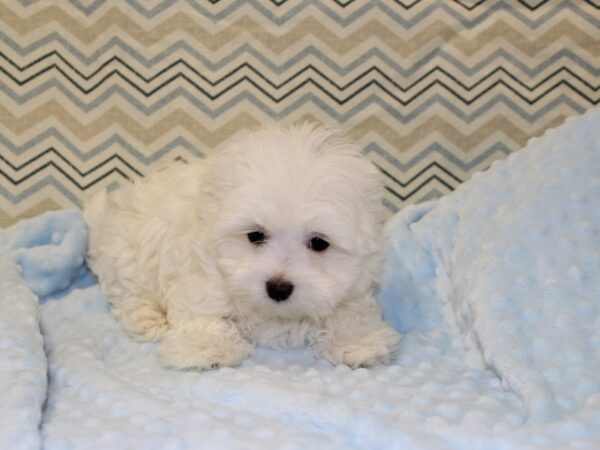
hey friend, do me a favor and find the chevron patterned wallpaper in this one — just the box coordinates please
[0,0,598,226]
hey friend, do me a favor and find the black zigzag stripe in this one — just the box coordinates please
[1,157,451,201]
[22,0,600,13]
[0,149,141,190]
[1,149,461,200]
[332,0,599,11]
[342,0,421,9]
[384,176,453,202]
[2,56,597,106]
[264,0,599,12]
[5,50,599,93]
[3,51,598,97]
[0,165,448,201]
[0,148,142,178]
[375,162,463,190]
[0,161,448,203]
[240,0,400,7]
[0,162,131,190]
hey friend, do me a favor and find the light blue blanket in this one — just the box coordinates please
[1,109,599,449]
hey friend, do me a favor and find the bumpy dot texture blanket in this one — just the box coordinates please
[380,108,600,423]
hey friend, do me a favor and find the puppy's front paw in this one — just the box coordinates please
[156,318,254,370]
[114,298,169,342]
[328,342,392,369]
[317,326,401,369]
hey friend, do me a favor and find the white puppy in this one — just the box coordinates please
[84,124,400,370]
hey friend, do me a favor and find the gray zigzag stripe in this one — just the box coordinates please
[0,131,203,161]
[364,142,511,172]
[0,176,81,205]
[0,170,432,213]
[0,80,588,122]
[382,198,399,213]
[14,0,599,29]
[0,174,435,213]
[2,74,595,109]
[383,187,445,212]
[335,93,586,124]
[181,0,599,29]
[0,129,519,173]
[2,32,597,79]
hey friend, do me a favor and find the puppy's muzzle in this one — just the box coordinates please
[266,277,294,302]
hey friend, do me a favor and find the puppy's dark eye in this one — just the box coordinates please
[247,231,266,245]
[308,236,329,252]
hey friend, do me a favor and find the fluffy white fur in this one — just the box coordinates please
[84,124,401,370]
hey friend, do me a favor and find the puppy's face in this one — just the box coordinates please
[206,125,383,321]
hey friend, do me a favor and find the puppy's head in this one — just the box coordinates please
[203,124,383,321]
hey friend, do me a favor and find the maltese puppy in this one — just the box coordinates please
[84,124,400,370]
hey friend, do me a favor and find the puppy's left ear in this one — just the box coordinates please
[337,139,385,259]
[332,134,386,292]
[315,125,384,259]
[356,160,385,250]
[355,159,386,285]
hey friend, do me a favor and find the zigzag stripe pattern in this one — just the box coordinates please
[1,0,599,225]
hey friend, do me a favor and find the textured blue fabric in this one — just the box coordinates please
[380,108,600,422]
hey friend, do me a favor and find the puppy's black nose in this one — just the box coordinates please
[266,278,294,302]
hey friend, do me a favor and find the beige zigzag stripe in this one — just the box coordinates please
[0,102,260,146]
[1,5,597,57]
[4,0,433,34]
[0,101,567,151]
[0,199,63,227]
[2,1,434,25]
[10,0,593,22]
[1,83,583,123]
[348,115,535,150]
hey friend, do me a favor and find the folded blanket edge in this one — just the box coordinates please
[0,256,47,450]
